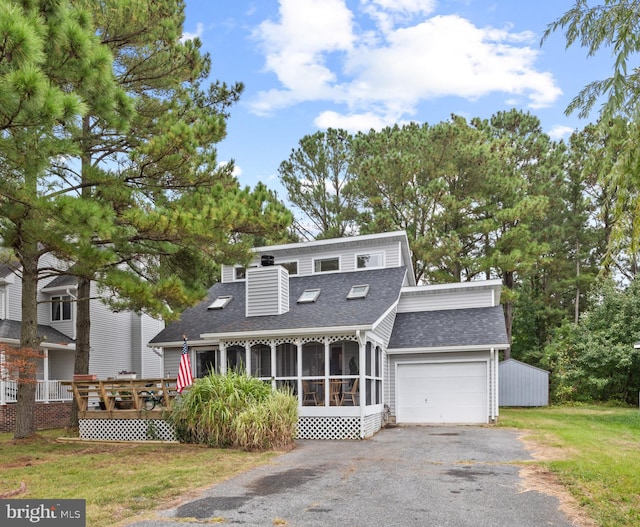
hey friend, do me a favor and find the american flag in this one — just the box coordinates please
[176,337,193,394]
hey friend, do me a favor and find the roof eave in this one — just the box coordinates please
[201,324,373,342]
[387,343,510,354]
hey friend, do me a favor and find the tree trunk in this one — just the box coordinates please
[503,271,514,360]
[69,276,92,428]
[14,249,41,439]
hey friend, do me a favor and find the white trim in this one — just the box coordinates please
[401,279,503,295]
[252,230,409,254]
[201,324,372,341]
[394,357,490,424]
[387,344,509,354]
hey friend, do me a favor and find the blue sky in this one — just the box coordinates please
[183,0,613,197]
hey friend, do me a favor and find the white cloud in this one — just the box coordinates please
[547,124,575,141]
[315,110,405,132]
[181,22,204,43]
[250,1,562,123]
[218,161,243,178]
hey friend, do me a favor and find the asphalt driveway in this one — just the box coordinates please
[121,426,578,527]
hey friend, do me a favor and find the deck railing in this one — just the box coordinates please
[1,380,73,405]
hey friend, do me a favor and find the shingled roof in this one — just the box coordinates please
[388,306,509,349]
[0,319,74,345]
[150,266,407,344]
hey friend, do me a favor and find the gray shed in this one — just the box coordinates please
[499,359,549,407]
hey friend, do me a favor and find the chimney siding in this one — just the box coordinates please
[246,266,289,317]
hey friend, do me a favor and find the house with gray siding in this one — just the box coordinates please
[150,231,509,439]
[0,255,164,411]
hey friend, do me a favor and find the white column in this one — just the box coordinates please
[296,340,303,407]
[270,341,277,390]
[43,349,50,403]
[220,343,227,375]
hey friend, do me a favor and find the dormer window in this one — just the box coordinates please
[208,295,233,310]
[298,289,321,303]
[347,284,370,299]
[234,267,246,280]
[52,295,72,321]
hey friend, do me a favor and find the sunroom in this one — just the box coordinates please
[175,334,386,440]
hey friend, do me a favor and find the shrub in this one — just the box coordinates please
[168,371,298,450]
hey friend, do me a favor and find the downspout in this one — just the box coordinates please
[357,330,366,438]
[490,347,496,423]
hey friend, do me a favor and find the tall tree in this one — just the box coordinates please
[0,0,125,438]
[279,128,358,240]
[471,110,560,353]
[351,117,493,283]
[544,1,640,273]
[48,0,293,431]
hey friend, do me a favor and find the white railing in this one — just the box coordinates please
[1,380,73,404]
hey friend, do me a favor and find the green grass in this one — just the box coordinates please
[500,405,640,527]
[0,429,277,527]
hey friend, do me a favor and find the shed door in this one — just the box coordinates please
[396,361,488,424]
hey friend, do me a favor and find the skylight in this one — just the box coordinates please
[347,284,370,299]
[207,295,232,310]
[297,289,321,303]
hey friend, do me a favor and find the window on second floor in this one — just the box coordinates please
[279,261,298,275]
[51,295,72,321]
[313,257,340,273]
[356,252,384,269]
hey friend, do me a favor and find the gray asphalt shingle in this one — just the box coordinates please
[388,306,509,349]
[150,267,407,343]
[0,319,74,345]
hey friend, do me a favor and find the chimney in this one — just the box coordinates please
[246,263,289,317]
[261,254,275,267]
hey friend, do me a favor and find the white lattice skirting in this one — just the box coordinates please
[79,419,177,442]
[79,413,385,442]
[296,414,383,440]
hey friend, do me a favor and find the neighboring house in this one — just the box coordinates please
[0,255,164,430]
[150,231,509,440]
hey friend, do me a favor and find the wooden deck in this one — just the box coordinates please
[61,378,178,419]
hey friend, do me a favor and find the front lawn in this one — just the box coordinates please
[500,405,640,527]
[0,430,276,527]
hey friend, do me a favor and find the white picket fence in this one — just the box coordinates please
[0,380,72,405]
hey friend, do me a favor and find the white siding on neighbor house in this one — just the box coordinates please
[499,359,549,407]
[6,273,22,321]
[47,349,75,380]
[0,287,5,319]
[139,315,164,378]
[163,348,182,378]
[88,286,134,379]
[386,350,492,420]
[246,266,289,317]
[397,289,495,313]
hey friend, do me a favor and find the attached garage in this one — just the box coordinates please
[387,303,509,425]
[396,361,488,424]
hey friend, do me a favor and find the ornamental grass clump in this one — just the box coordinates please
[168,371,298,451]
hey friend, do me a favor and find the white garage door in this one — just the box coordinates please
[396,361,488,424]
